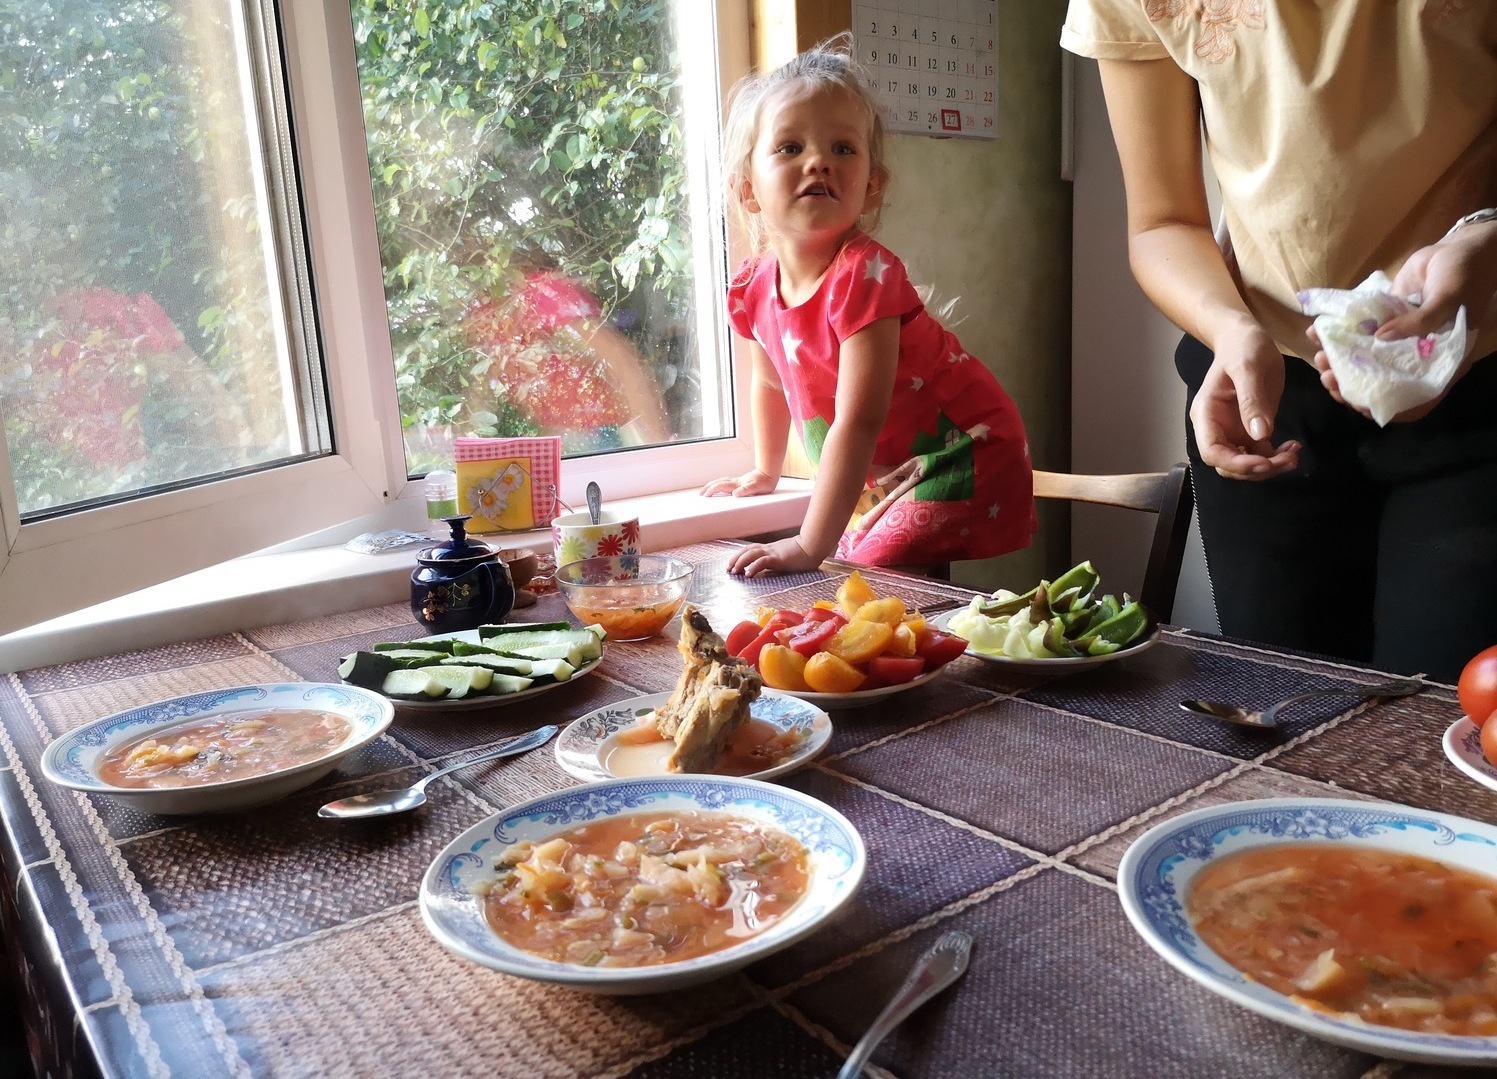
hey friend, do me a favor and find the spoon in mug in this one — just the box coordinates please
[317,725,558,819]
[836,930,973,1079]
[1179,678,1423,729]
[586,481,602,525]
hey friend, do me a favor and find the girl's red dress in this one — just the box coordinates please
[728,233,1035,565]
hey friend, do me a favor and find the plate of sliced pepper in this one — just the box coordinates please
[718,572,969,709]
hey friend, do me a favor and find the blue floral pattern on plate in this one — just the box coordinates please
[1117,797,1497,1064]
[554,689,831,782]
[419,775,865,994]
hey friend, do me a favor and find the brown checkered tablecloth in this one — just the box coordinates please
[0,540,1479,1078]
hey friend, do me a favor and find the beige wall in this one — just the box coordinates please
[877,3,1072,593]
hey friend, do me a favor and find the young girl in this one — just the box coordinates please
[703,39,1035,577]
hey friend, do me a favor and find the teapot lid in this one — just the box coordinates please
[421,516,496,562]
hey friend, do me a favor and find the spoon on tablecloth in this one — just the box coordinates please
[1179,678,1423,729]
[836,930,973,1079]
[317,725,557,819]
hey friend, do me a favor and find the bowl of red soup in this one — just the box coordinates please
[41,683,394,815]
[419,775,865,993]
[1119,797,1497,1065]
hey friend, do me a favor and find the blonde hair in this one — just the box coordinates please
[723,33,889,257]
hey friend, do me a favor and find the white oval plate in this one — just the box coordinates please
[419,775,865,994]
[554,689,831,783]
[41,683,393,815]
[931,608,1159,672]
[1118,797,1497,1065]
[349,628,603,712]
[1443,717,1497,792]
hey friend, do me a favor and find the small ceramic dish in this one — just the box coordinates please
[41,683,393,815]
[554,689,831,782]
[1118,797,1497,1065]
[419,775,865,994]
[1442,717,1497,792]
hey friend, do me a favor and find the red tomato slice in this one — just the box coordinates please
[785,617,840,656]
[739,626,780,668]
[801,607,848,627]
[765,609,803,631]
[864,654,926,688]
[916,629,969,670]
[725,620,761,658]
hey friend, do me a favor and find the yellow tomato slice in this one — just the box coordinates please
[835,570,878,617]
[828,620,895,665]
[853,596,907,626]
[758,645,810,691]
[889,622,919,658]
[804,651,867,693]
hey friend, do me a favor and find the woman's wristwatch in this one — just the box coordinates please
[1444,208,1497,238]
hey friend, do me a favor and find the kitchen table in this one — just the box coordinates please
[0,540,1479,1078]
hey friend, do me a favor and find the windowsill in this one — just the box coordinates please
[0,482,814,672]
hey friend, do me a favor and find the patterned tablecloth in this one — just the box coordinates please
[0,540,1483,1079]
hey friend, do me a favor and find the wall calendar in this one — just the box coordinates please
[851,0,998,140]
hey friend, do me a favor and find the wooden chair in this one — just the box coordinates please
[1035,463,1194,624]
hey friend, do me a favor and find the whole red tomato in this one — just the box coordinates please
[1459,644,1497,728]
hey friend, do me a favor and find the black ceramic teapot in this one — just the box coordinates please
[410,516,515,633]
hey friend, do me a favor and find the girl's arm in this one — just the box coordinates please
[1098,58,1299,481]
[702,335,789,496]
[728,317,899,577]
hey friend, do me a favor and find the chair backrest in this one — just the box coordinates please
[1033,463,1194,623]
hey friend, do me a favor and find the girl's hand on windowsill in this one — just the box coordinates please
[701,469,779,498]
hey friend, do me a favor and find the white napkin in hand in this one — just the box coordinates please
[1297,271,1468,425]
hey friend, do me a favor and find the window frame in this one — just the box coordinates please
[0,0,758,638]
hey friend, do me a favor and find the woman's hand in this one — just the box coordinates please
[1311,221,1497,423]
[725,536,821,577]
[700,469,779,498]
[1191,320,1301,480]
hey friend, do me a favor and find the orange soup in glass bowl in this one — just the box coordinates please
[554,555,693,641]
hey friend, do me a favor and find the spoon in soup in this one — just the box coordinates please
[1179,678,1423,729]
[317,725,557,819]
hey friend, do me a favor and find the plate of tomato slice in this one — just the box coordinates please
[719,574,970,709]
[1443,645,1497,792]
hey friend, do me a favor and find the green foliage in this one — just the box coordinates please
[353,0,692,468]
[0,0,274,510]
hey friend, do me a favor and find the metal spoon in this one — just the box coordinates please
[317,725,557,819]
[1179,678,1423,729]
[836,930,973,1079]
[586,481,602,525]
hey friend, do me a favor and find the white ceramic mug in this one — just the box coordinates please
[551,510,641,568]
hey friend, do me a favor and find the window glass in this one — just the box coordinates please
[0,0,328,520]
[349,0,728,472]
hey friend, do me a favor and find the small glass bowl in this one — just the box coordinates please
[554,555,694,641]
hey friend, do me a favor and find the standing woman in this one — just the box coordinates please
[1061,2,1497,682]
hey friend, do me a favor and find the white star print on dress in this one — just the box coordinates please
[911,376,924,391]
[781,329,802,365]
[864,252,889,284]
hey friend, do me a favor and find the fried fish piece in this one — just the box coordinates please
[655,606,763,773]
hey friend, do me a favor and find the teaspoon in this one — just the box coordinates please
[317,724,557,819]
[1179,678,1423,729]
[836,930,973,1079]
[586,481,602,525]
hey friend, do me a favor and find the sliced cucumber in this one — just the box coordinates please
[481,628,602,663]
[486,673,536,695]
[443,654,536,676]
[494,642,589,667]
[478,621,573,635]
[381,669,450,700]
[526,657,576,684]
[338,651,403,690]
[422,665,494,700]
[372,647,453,666]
